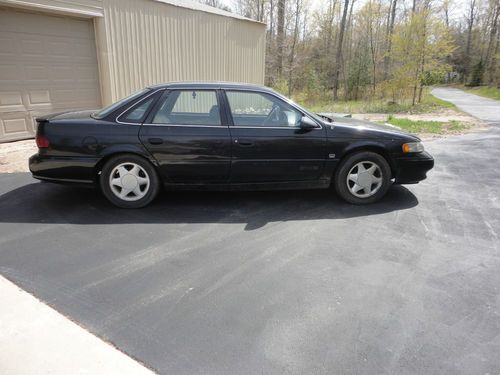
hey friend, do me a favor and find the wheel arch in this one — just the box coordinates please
[337,143,396,178]
[93,149,160,184]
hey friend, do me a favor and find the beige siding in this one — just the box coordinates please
[97,0,266,104]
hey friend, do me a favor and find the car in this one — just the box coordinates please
[29,82,434,208]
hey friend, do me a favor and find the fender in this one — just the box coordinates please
[328,139,397,178]
[340,139,393,158]
[98,143,159,167]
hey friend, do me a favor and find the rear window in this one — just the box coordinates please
[92,89,150,119]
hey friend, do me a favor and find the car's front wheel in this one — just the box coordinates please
[100,154,160,208]
[334,151,391,204]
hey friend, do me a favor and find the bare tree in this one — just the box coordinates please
[485,0,500,84]
[332,0,350,100]
[288,0,303,95]
[384,0,398,79]
[464,0,479,81]
[277,0,286,78]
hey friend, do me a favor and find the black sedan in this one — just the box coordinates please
[29,82,434,208]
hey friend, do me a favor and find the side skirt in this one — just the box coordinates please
[163,179,332,191]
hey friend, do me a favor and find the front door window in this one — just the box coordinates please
[225,91,302,128]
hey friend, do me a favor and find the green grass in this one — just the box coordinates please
[465,86,500,101]
[383,116,469,134]
[297,88,457,114]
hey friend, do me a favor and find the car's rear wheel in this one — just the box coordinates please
[100,154,160,208]
[334,151,391,204]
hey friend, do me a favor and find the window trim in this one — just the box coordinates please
[223,89,323,130]
[145,88,225,127]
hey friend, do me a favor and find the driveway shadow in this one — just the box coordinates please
[0,178,418,230]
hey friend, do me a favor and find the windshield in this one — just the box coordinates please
[92,89,150,119]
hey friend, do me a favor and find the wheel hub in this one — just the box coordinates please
[357,172,373,188]
[121,174,138,190]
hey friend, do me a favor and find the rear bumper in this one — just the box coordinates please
[394,151,434,184]
[29,154,99,184]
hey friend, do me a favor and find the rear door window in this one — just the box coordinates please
[151,90,221,125]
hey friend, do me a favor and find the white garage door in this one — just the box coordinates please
[0,7,101,142]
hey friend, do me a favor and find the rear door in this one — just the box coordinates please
[138,89,231,183]
[224,90,326,182]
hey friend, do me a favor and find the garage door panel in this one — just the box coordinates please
[0,36,15,54]
[0,112,35,141]
[21,39,47,56]
[28,90,51,106]
[0,7,101,142]
[0,65,19,81]
[25,65,50,81]
[50,89,99,108]
[0,92,23,107]
[4,117,29,134]
[49,65,75,81]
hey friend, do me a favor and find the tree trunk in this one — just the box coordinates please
[368,3,377,96]
[288,0,301,96]
[464,0,477,82]
[383,0,397,80]
[332,0,350,100]
[443,0,450,28]
[265,0,275,86]
[485,2,499,85]
[277,0,286,78]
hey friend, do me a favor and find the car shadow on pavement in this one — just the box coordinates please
[0,179,418,230]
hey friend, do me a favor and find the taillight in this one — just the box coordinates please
[36,134,49,148]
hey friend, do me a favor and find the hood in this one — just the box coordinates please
[328,116,420,140]
[36,110,97,122]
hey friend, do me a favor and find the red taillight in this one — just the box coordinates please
[36,134,49,148]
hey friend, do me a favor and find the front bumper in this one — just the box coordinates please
[29,154,99,184]
[394,151,434,184]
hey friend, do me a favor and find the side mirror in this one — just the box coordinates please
[300,116,319,130]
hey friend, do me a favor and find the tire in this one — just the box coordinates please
[100,154,160,208]
[334,151,392,205]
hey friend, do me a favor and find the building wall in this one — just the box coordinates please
[96,0,266,104]
[1,0,266,108]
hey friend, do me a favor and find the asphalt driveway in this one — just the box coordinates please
[1,88,499,374]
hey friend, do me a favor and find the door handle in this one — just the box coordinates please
[236,139,254,147]
[148,138,163,145]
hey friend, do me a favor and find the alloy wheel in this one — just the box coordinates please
[109,162,150,201]
[346,161,383,198]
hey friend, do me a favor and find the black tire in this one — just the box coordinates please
[334,151,392,204]
[100,154,160,208]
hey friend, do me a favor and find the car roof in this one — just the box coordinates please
[147,81,275,92]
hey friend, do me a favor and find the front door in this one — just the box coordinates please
[224,90,326,182]
[139,89,231,183]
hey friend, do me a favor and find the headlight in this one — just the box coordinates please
[402,142,424,153]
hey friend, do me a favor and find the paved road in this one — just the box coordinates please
[432,87,500,122]
[1,88,499,374]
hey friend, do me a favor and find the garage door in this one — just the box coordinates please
[0,7,101,142]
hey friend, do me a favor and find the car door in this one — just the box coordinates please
[224,90,327,182]
[138,89,231,183]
